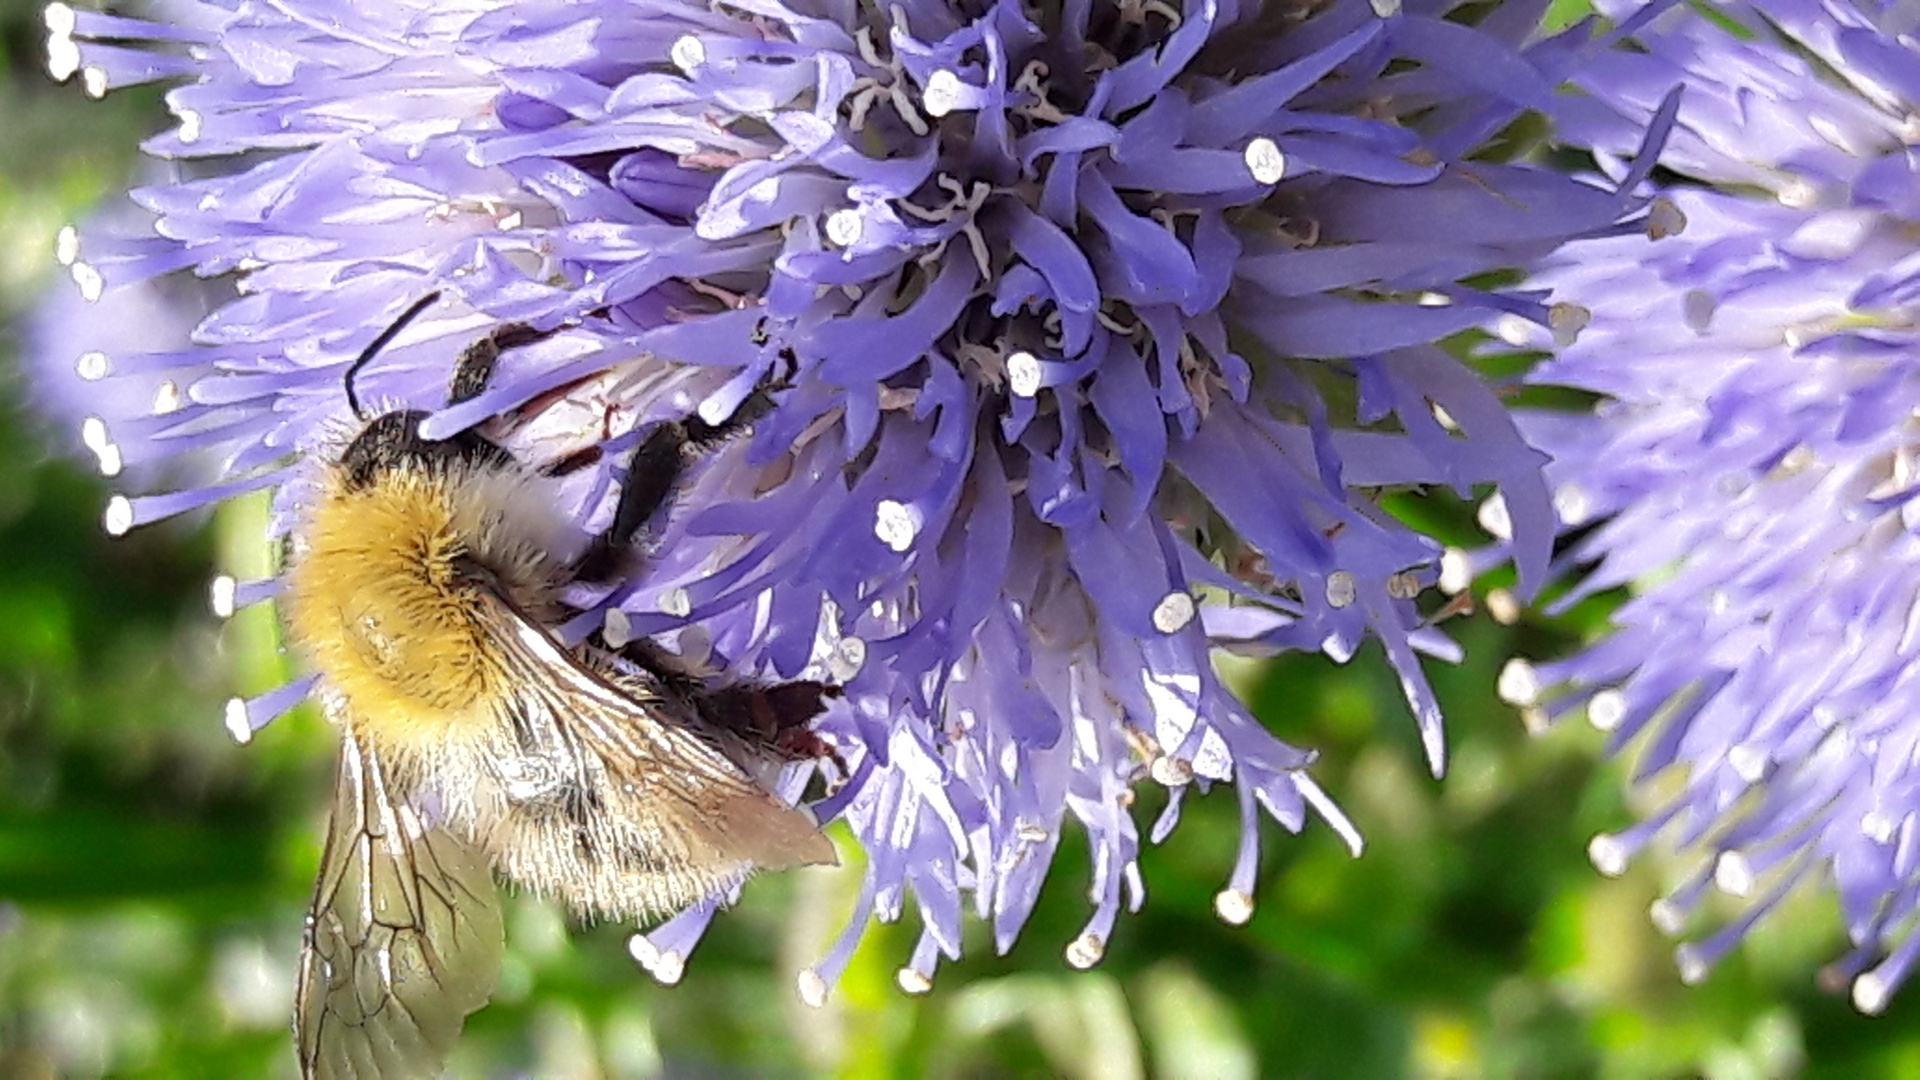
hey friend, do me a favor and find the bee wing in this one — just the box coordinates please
[483,593,835,914]
[296,730,503,1080]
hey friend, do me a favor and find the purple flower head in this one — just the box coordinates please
[26,205,226,481]
[1506,0,1920,1013]
[47,0,1659,997]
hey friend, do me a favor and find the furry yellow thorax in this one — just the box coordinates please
[286,467,515,745]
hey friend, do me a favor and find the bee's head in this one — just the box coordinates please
[338,410,513,491]
[336,292,513,488]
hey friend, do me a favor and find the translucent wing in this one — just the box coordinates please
[296,730,503,1080]
[474,590,836,920]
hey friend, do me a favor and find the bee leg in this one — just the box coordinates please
[687,681,839,751]
[540,447,604,478]
[599,627,840,767]
[696,678,847,791]
[601,633,836,739]
[598,634,710,700]
[680,675,846,788]
[575,362,796,583]
[609,381,789,546]
[447,322,564,406]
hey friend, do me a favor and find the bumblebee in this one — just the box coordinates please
[281,294,836,1078]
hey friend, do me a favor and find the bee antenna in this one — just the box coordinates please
[343,291,443,419]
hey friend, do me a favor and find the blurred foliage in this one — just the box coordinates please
[7,1,1920,1078]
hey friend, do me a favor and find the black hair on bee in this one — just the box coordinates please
[282,292,837,1080]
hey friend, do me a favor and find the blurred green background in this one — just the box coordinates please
[4,1,1918,1077]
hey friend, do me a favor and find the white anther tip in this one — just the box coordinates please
[103,494,133,537]
[797,968,828,1008]
[1065,933,1105,969]
[223,698,253,744]
[1214,888,1254,926]
[1243,137,1286,184]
